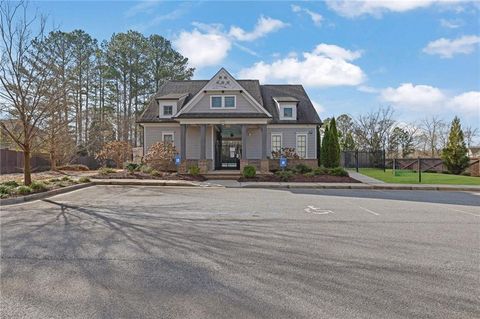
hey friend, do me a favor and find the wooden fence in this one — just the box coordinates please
[0,149,50,174]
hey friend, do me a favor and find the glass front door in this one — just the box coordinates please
[215,125,242,170]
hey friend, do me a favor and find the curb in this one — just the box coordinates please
[240,184,480,192]
[92,180,200,187]
[0,182,94,206]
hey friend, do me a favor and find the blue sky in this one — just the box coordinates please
[34,0,480,128]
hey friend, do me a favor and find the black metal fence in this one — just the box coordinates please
[341,150,386,171]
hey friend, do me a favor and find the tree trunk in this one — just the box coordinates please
[23,147,32,186]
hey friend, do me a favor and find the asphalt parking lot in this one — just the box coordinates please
[1,186,479,319]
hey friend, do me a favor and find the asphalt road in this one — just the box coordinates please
[1,186,479,319]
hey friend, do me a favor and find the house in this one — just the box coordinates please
[137,68,321,173]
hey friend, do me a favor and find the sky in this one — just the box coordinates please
[31,0,480,129]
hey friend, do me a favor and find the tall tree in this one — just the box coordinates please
[442,116,469,174]
[354,107,395,152]
[0,1,59,185]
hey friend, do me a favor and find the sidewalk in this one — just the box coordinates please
[347,171,385,184]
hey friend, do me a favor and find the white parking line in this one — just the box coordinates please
[450,208,480,217]
[304,206,333,215]
[358,206,380,216]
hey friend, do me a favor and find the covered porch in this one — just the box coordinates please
[177,119,269,174]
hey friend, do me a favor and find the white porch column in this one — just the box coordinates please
[241,125,247,159]
[200,124,206,160]
[261,124,267,160]
[180,124,187,160]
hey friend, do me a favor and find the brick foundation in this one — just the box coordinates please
[268,159,318,171]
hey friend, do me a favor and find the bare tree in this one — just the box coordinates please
[419,116,446,157]
[0,1,58,185]
[463,126,479,148]
[354,106,395,152]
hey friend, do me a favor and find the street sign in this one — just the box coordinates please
[175,154,181,166]
[280,156,287,169]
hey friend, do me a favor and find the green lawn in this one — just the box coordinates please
[357,168,480,185]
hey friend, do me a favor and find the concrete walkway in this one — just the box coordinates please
[347,171,385,184]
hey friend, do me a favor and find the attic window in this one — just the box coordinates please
[283,107,293,118]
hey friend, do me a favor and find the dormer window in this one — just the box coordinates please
[163,105,173,116]
[283,107,293,118]
[210,95,236,109]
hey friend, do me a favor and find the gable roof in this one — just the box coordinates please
[138,78,321,125]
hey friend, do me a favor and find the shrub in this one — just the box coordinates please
[61,176,72,182]
[294,163,312,174]
[30,181,48,192]
[330,167,348,177]
[125,162,139,173]
[314,167,330,175]
[150,170,162,177]
[271,147,300,159]
[304,172,315,177]
[243,165,256,178]
[99,167,116,175]
[78,176,91,183]
[140,165,154,174]
[16,186,32,195]
[2,180,19,187]
[57,164,89,171]
[49,178,60,183]
[188,165,201,176]
[144,142,177,171]
[96,141,132,169]
[276,170,293,182]
[0,185,12,195]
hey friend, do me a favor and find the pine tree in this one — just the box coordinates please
[442,116,469,174]
[321,126,329,167]
[328,117,341,167]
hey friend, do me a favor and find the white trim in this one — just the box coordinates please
[271,133,283,153]
[177,118,269,125]
[209,95,237,109]
[279,104,297,121]
[162,132,175,143]
[210,95,223,109]
[267,124,317,128]
[296,133,308,159]
[161,104,174,117]
[224,95,236,108]
[175,68,272,118]
[142,123,180,127]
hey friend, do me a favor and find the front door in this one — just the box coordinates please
[214,125,242,170]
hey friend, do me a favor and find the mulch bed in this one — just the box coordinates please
[238,174,360,183]
[91,171,207,182]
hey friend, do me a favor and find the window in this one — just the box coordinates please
[283,107,293,118]
[163,105,173,116]
[162,132,174,144]
[296,134,307,158]
[271,134,282,153]
[224,96,235,108]
[211,96,222,108]
[210,96,236,108]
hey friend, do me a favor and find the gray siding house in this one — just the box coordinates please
[137,68,321,173]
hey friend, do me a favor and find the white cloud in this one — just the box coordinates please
[311,100,326,115]
[124,0,160,17]
[326,0,461,18]
[291,5,324,26]
[448,91,480,116]
[357,85,380,93]
[440,18,462,29]
[423,35,480,58]
[238,44,365,87]
[381,83,479,117]
[313,44,362,60]
[381,83,446,110]
[173,29,231,68]
[229,16,288,41]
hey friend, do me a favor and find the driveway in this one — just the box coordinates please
[1,186,479,318]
